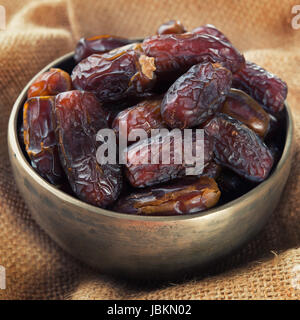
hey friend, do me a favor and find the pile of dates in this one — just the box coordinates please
[21,20,288,216]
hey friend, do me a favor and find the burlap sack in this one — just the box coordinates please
[0,0,299,300]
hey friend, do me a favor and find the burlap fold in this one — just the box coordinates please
[0,0,299,300]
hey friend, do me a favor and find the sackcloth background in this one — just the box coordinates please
[0,0,300,299]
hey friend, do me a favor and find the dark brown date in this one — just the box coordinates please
[74,35,134,62]
[23,96,63,185]
[124,131,213,188]
[157,20,187,35]
[142,33,245,77]
[112,98,165,139]
[232,61,288,113]
[54,90,123,207]
[192,24,231,44]
[28,68,72,98]
[113,176,220,215]
[161,62,232,128]
[204,113,274,182]
[221,88,270,137]
[72,46,157,102]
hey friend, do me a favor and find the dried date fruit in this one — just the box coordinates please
[232,61,287,113]
[142,33,245,78]
[161,62,232,129]
[204,113,274,182]
[74,35,135,62]
[221,88,270,137]
[192,24,231,44]
[113,176,220,215]
[23,96,63,185]
[112,98,165,139]
[124,130,213,188]
[157,20,187,35]
[27,68,72,98]
[54,90,123,207]
[72,46,157,102]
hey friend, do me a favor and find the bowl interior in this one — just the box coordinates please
[13,53,290,221]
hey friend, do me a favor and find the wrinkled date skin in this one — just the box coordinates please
[192,24,231,44]
[124,131,213,188]
[232,61,288,113]
[142,33,245,78]
[113,176,220,215]
[112,98,165,139]
[23,96,63,185]
[161,62,232,128]
[157,20,187,35]
[74,35,135,62]
[54,90,123,207]
[204,113,274,182]
[72,47,157,102]
[221,88,270,137]
[27,68,72,98]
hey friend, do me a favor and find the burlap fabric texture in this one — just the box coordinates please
[0,0,300,300]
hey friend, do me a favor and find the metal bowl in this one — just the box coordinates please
[7,52,294,279]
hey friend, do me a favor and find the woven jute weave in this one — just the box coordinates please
[0,0,300,300]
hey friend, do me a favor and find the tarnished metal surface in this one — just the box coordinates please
[7,52,294,279]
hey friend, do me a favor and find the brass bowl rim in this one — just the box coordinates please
[8,51,294,222]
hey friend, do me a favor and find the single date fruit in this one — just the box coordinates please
[124,131,213,188]
[113,176,220,215]
[161,62,232,128]
[204,113,274,182]
[112,98,165,139]
[232,61,287,113]
[221,88,270,137]
[54,90,123,207]
[23,96,63,185]
[157,20,187,35]
[142,33,245,77]
[27,68,72,98]
[72,46,157,102]
[74,35,135,62]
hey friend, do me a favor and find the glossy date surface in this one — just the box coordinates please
[112,98,165,139]
[204,113,274,182]
[54,90,123,207]
[113,176,220,215]
[232,61,287,113]
[71,47,157,102]
[124,131,213,188]
[221,88,270,137]
[28,68,72,98]
[142,33,245,76]
[192,24,231,43]
[74,35,134,62]
[23,96,63,185]
[161,62,232,128]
